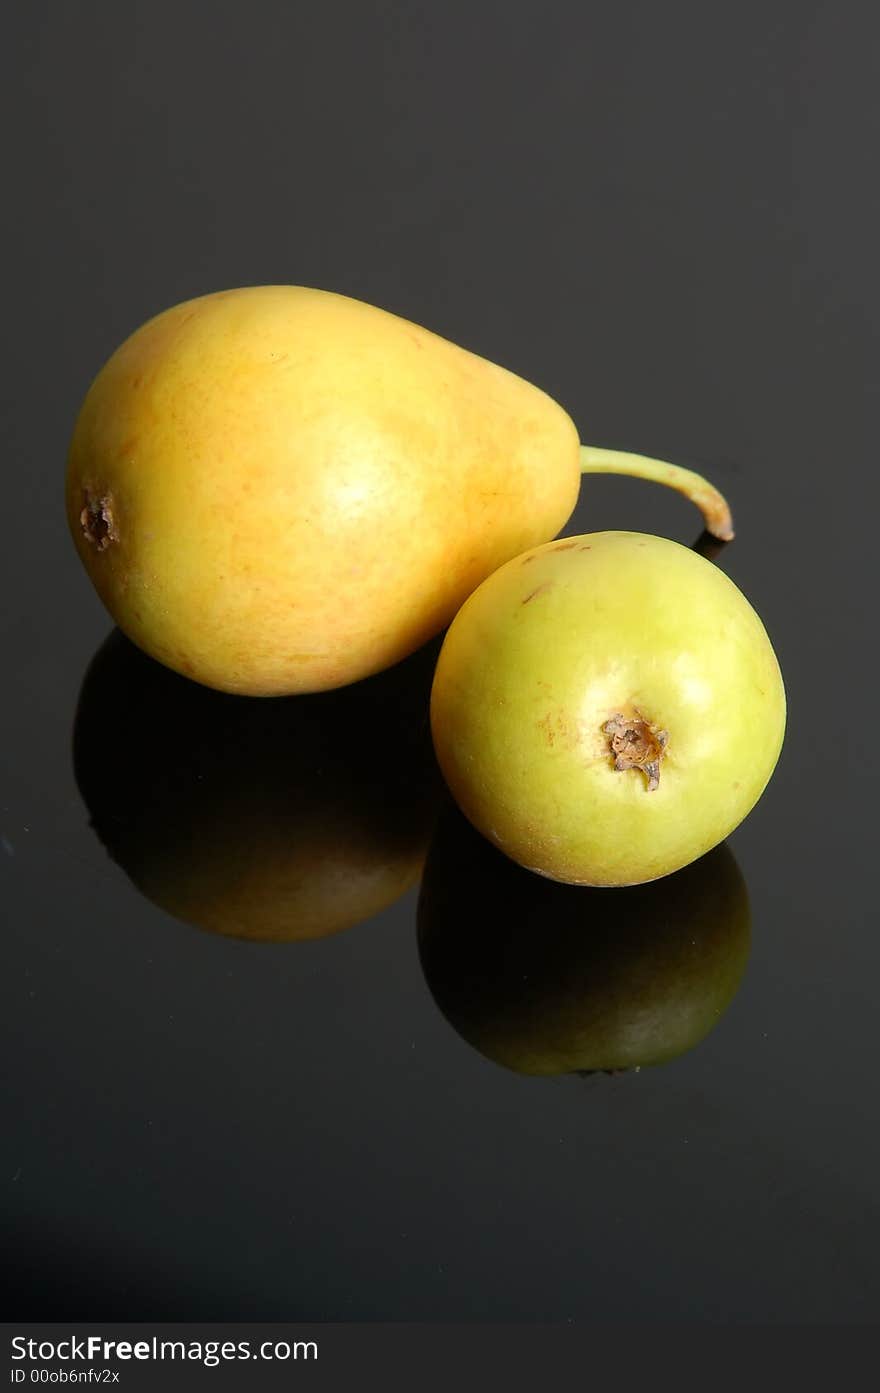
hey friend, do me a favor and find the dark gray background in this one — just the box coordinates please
[3,1,878,1322]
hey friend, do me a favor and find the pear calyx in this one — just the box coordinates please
[603,713,668,792]
[80,490,118,551]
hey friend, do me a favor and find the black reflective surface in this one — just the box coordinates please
[4,2,879,1322]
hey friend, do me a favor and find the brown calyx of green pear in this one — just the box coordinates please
[603,713,668,791]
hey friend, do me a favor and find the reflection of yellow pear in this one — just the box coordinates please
[418,809,751,1075]
[74,632,441,941]
[66,287,580,696]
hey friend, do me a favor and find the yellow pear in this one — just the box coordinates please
[67,286,732,696]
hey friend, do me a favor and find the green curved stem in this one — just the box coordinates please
[579,445,734,541]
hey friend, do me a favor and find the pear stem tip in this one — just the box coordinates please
[579,445,734,542]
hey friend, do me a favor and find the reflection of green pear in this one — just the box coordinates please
[417,810,751,1075]
[74,632,441,941]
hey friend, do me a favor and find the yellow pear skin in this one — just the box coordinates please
[67,287,581,695]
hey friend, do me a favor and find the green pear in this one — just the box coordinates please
[431,531,785,886]
[418,808,751,1076]
[74,631,441,941]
